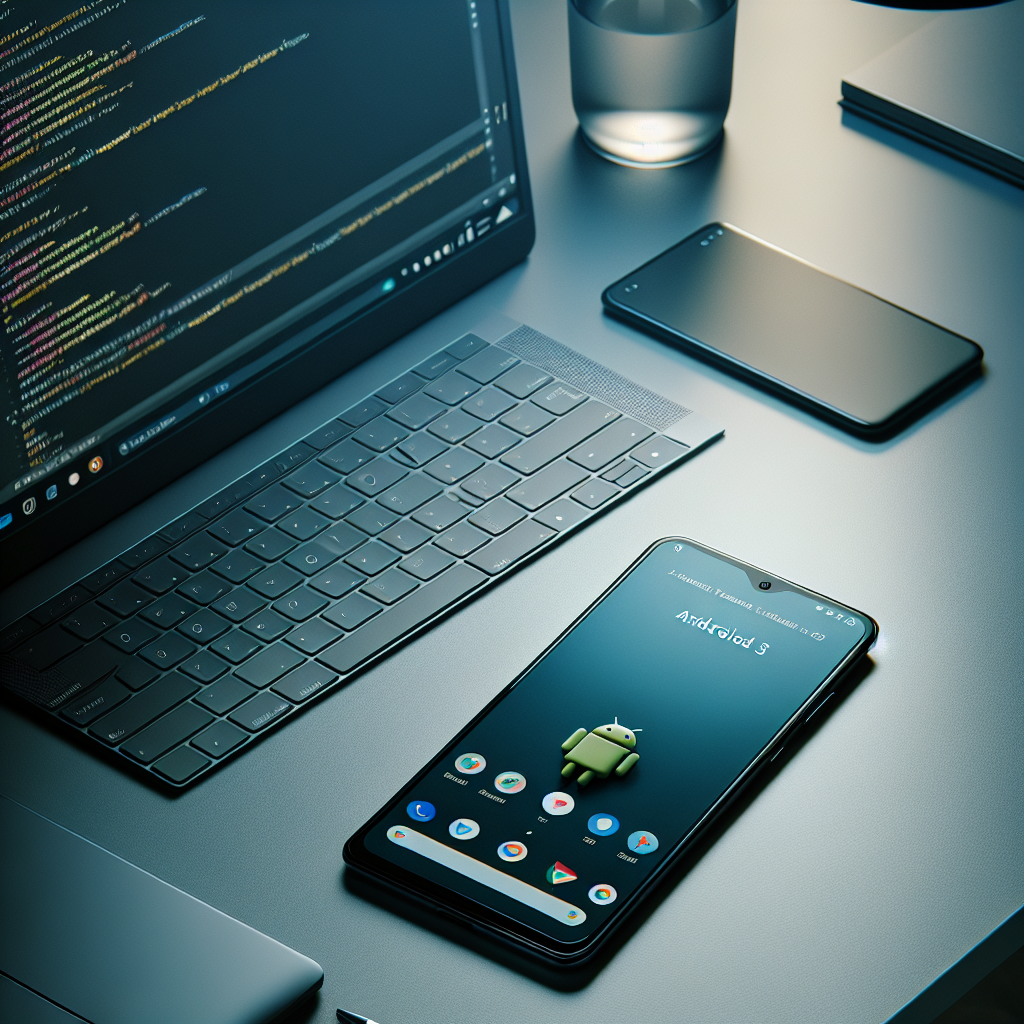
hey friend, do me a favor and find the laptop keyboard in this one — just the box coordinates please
[1,328,715,787]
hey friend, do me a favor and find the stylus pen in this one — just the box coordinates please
[337,1009,382,1024]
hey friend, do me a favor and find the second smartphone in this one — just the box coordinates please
[344,538,877,965]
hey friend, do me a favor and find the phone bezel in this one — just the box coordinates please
[601,222,983,441]
[343,537,878,965]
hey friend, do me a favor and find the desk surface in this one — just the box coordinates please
[2,1,1022,1022]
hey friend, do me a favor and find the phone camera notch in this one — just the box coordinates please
[759,581,772,590]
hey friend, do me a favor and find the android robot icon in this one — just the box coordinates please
[560,718,641,787]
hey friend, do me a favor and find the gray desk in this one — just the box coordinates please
[2,1,1022,1021]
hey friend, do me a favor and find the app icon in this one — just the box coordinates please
[546,861,577,885]
[46,485,57,500]
[22,497,36,515]
[406,800,435,822]
[88,456,103,473]
[449,818,480,840]
[587,813,620,837]
[497,841,528,862]
[68,472,80,486]
[626,830,659,855]
[493,771,526,794]
[561,717,641,787]
[0,512,11,531]
[454,752,486,775]
[588,884,618,905]
[541,791,575,816]
[392,828,408,840]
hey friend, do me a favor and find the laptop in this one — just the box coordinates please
[0,0,722,788]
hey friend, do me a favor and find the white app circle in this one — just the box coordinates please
[493,771,526,794]
[454,752,486,775]
[588,884,618,905]
[449,818,480,840]
[541,792,575,816]
[497,841,528,862]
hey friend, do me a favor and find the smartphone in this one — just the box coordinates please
[344,538,878,965]
[601,223,983,439]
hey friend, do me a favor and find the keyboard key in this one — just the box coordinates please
[244,528,296,561]
[378,521,431,553]
[344,541,400,576]
[271,442,315,475]
[393,432,448,467]
[273,587,328,622]
[176,608,230,643]
[434,522,489,557]
[211,588,266,623]
[97,580,155,617]
[339,395,387,427]
[192,719,248,758]
[361,568,418,605]
[318,564,485,674]
[463,423,521,458]
[412,493,471,532]
[209,630,262,664]
[241,608,293,642]
[318,438,376,475]
[210,549,265,584]
[400,546,457,580]
[62,602,120,641]
[234,645,304,688]
[179,649,229,683]
[103,618,159,655]
[283,542,338,576]
[414,350,460,379]
[424,369,480,405]
[629,436,689,468]
[570,479,620,509]
[376,371,425,404]
[29,586,90,627]
[499,404,556,437]
[445,332,489,360]
[285,618,344,655]
[600,459,633,482]
[426,408,481,444]
[132,556,191,595]
[468,497,527,535]
[462,386,517,422]
[307,483,364,519]
[346,457,408,496]
[197,478,257,519]
[247,564,303,599]
[386,392,446,430]
[346,503,401,536]
[456,346,519,384]
[80,560,130,594]
[119,537,170,569]
[307,564,365,599]
[461,464,520,501]
[158,513,205,543]
[423,447,485,484]
[353,415,409,453]
[206,509,266,547]
[272,662,339,703]
[301,420,351,450]
[228,692,294,732]
[138,632,198,669]
[57,640,121,686]
[120,703,213,764]
[60,677,132,726]
[494,362,552,399]
[244,483,302,523]
[282,464,341,498]
[89,672,199,745]
[285,525,363,572]
[376,473,443,513]
[277,506,331,541]
[170,535,228,571]
[466,520,557,576]
[532,382,588,415]
[323,592,382,631]
[153,746,210,784]
[615,464,650,487]
[567,418,655,472]
[116,660,160,691]
[534,498,590,531]
[176,570,230,606]
[501,402,619,475]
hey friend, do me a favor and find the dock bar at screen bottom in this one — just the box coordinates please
[386,825,587,926]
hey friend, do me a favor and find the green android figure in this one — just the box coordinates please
[560,718,641,787]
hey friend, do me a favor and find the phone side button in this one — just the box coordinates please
[805,692,834,723]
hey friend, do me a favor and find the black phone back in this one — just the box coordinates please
[602,223,982,439]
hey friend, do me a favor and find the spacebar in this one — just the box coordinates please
[317,564,486,674]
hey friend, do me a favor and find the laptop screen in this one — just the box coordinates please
[0,0,531,580]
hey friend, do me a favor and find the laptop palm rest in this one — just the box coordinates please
[0,795,323,1024]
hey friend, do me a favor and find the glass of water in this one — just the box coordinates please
[568,0,737,167]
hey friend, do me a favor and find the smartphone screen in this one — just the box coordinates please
[345,539,876,961]
[602,224,982,438]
